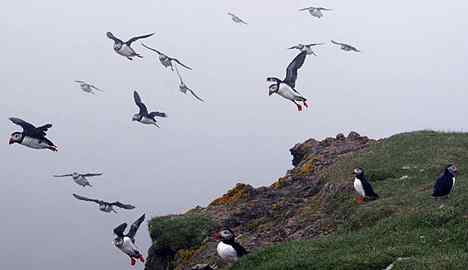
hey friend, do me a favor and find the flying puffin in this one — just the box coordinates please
[74,80,104,95]
[432,164,458,198]
[113,214,146,266]
[141,43,192,71]
[106,32,154,60]
[266,50,309,111]
[53,172,102,187]
[174,64,204,102]
[353,168,379,204]
[214,228,248,262]
[8,117,57,152]
[331,40,361,52]
[72,194,135,213]
[132,91,167,127]
[299,7,332,18]
[288,43,324,56]
[227,12,248,25]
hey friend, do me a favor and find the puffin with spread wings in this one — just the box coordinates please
[132,91,167,127]
[266,51,309,111]
[106,32,154,60]
[113,214,146,266]
[8,117,58,151]
[72,194,135,213]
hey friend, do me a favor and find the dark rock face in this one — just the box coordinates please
[145,132,375,270]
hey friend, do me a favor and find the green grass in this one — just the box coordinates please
[232,131,468,270]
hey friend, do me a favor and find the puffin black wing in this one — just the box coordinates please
[113,223,127,237]
[127,214,145,238]
[232,242,248,257]
[284,51,307,89]
[171,58,192,70]
[331,40,343,46]
[81,173,103,177]
[432,173,453,197]
[361,179,378,198]
[73,194,101,204]
[133,91,149,115]
[126,33,155,45]
[9,117,49,137]
[141,43,164,55]
[111,201,136,210]
[149,111,167,118]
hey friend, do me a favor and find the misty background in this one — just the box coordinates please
[1,0,467,269]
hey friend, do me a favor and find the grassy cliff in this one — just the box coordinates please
[146,131,468,270]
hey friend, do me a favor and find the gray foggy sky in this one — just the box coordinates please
[1,0,467,269]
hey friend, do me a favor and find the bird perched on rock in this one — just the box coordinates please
[266,51,309,111]
[72,194,135,213]
[106,32,154,60]
[132,91,167,127]
[141,43,192,71]
[74,80,103,95]
[299,7,332,18]
[113,214,146,266]
[53,172,102,187]
[215,228,248,262]
[288,43,324,56]
[227,12,248,24]
[353,168,379,204]
[433,164,458,199]
[8,117,57,152]
[331,40,360,52]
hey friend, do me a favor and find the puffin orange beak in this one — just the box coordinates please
[8,138,14,145]
[213,232,221,241]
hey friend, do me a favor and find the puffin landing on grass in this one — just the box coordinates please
[432,164,458,199]
[353,168,379,204]
[214,228,248,262]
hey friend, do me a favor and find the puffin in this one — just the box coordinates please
[53,172,102,187]
[432,164,458,198]
[74,80,104,95]
[214,228,248,262]
[288,43,324,56]
[174,64,204,102]
[8,117,57,152]
[331,40,361,52]
[353,168,379,204]
[113,214,146,266]
[227,12,248,25]
[106,32,154,60]
[72,194,135,213]
[299,7,332,18]
[141,43,192,71]
[132,91,167,127]
[266,50,309,111]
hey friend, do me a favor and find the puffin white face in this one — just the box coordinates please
[72,172,80,178]
[132,114,141,121]
[113,237,124,247]
[447,165,457,176]
[9,132,22,144]
[353,168,363,176]
[219,229,234,241]
[268,84,278,96]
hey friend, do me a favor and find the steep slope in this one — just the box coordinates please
[145,131,468,270]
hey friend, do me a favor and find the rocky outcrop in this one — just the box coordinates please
[145,132,376,270]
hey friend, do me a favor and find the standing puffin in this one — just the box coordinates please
[132,91,167,127]
[72,194,135,213]
[215,228,248,262]
[106,32,154,60]
[141,43,192,71]
[267,51,309,111]
[8,117,57,152]
[353,168,379,204]
[432,164,458,198]
[53,172,102,187]
[113,214,146,266]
